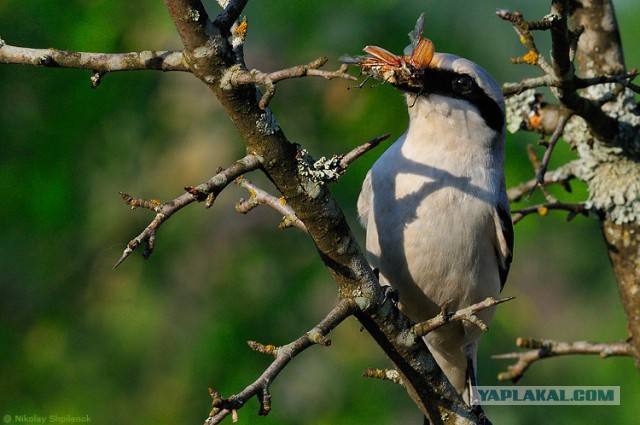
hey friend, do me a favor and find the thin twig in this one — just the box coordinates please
[114,154,261,268]
[229,57,356,109]
[498,5,618,142]
[496,9,555,75]
[493,337,632,383]
[235,177,308,232]
[502,76,554,97]
[526,143,541,173]
[575,70,640,93]
[507,161,577,203]
[362,368,403,385]
[529,114,570,197]
[339,134,391,170]
[511,201,588,224]
[204,299,356,424]
[291,134,391,187]
[412,297,514,338]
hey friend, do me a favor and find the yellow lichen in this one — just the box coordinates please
[523,50,539,65]
[234,20,248,37]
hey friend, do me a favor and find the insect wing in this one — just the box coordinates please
[409,13,425,49]
[339,54,365,65]
[363,45,403,66]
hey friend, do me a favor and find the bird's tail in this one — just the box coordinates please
[426,336,479,405]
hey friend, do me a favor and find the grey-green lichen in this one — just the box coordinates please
[255,109,280,135]
[507,83,640,224]
[192,43,215,60]
[187,8,200,22]
[190,38,226,68]
[562,85,640,224]
[505,89,536,134]
[219,64,242,90]
[296,148,342,185]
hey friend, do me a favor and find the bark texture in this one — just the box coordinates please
[568,0,640,369]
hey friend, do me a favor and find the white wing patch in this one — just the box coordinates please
[493,204,513,290]
[357,170,373,229]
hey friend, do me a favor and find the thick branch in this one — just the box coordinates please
[0,43,188,73]
[164,0,215,49]
[494,337,632,382]
[602,221,640,369]
[214,0,250,34]
[549,0,617,141]
[165,2,482,422]
[568,0,640,370]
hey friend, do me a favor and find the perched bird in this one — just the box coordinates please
[355,48,513,403]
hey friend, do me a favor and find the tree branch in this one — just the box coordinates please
[214,0,250,34]
[205,299,356,424]
[575,70,640,93]
[529,114,571,196]
[114,154,261,268]
[498,4,619,142]
[362,368,404,385]
[235,177,308,232]
[412,297,514,338]
[228,57,355,109]
[164,0,215,49]
[339,134,391,170]
[493,337,632,382]
[507,161,577,203]
[232,133,390,231]
[162,3,483,421]
[502,76,554,97]
[549,0,618,142]
[0,43,188,74]
[511,201,589,225]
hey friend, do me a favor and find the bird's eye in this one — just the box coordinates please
[452,75,474,94]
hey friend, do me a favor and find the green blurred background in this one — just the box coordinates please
[1,1,639,424]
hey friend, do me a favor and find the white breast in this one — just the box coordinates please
[358,93,503,322]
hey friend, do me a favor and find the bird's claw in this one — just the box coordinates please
[381,285,400,307]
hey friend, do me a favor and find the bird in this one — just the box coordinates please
[356,50,513,405]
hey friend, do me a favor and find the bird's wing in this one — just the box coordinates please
[357,170,373,229]
[493,200,513,291]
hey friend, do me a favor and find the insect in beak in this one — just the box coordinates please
[340,13,434,89]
